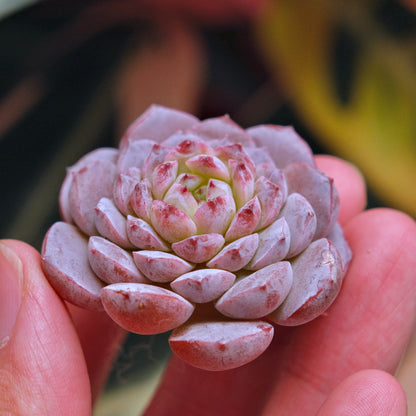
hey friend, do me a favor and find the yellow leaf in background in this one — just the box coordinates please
[255,0,416,216]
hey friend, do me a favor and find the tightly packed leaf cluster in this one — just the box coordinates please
[41,105,351,370]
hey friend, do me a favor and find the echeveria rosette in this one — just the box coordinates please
[41,105,352,371]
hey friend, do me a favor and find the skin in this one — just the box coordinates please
[0,155,414,415]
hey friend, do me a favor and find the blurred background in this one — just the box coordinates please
[1,0,415,414]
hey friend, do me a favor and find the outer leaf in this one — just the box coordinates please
[88,236,147,284]
[169,320,274,371]
[215,261,293,319]
[41,222,104,311]
[101,283,194,335]
[171,269,236,303]
[268,238,343,326]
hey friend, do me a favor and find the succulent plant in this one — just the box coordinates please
[41,105,352,371]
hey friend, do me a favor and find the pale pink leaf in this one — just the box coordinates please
[247,125,315,168]
[193,195,235,235]
[215,143,256,175]
[175,173,204,192]
[163,134,212,158]
[229,159,255,209]
[207,234,259,271]
[327,222,352,274]
[215,261,293,319]
[254,176,286,230]
[171,233,225,263]
[284,162,339,239]
[163,183,199,218]
[101,283,194,334]
[151,160,178,200]
[150,200,197,243]
[133,250,194,283]
[88,236,147,284]
[119,104,198,149]
[113,167,141,216]
[141,144,170,181]
[185,154,230,182]
[190,115,255,148]
[41,222,104,311]
[205,178,233,200]
[246,217,290,270]
[131,178,153,223]
[269,238,343,326]
[59,148,118,223]
[169,320,274,371]
[126,216,170,251]
[224,196,261,242]
[171,269,235,303]
[68,159,116,236]
[116,139,156,174]
[94,198,133,249]
[279,192,317,258]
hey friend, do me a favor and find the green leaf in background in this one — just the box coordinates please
[255,0,416,216]
[0,0,38,19]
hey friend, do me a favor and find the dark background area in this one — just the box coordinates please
[2,0,401,251]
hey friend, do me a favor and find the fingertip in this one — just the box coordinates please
[343,209,416,280]
[315,155,367,225]
[317,369,407,416]
[1,239,41,265]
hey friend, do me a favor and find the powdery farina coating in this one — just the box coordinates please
[41,105,352,371]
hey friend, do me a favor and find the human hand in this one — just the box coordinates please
[1,155,415,415]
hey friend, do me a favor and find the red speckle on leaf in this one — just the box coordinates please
[116,290,130,301]
[293,289,324,315]
[155,162,175,181]
[266,295,277,309]
[176,140,194,154]
[208,181,217,190]
[187,238,198,249]
[229,249,241,261]
[235,162,252,182]
[258,323,273,334]
[239,206,254,225]
[199,155,216,168]
[218,343,227,352]
[162,204,179,218]
[78,166,88,175]
[206,197,225,212]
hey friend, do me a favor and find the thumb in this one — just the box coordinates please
[0,240,92,415]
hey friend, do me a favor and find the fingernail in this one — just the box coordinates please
[0,242,23,350]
